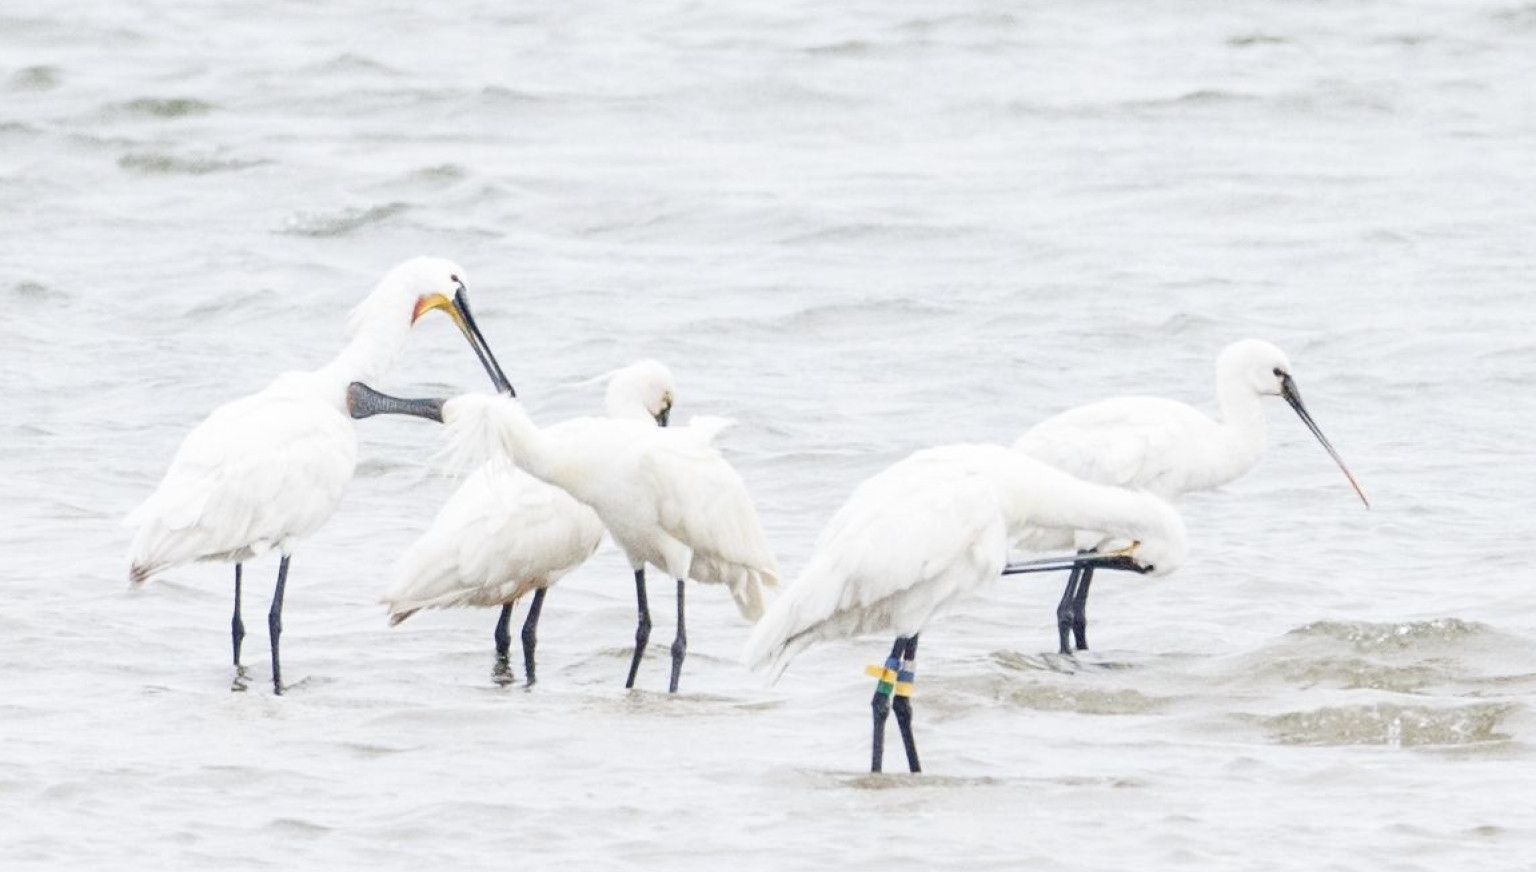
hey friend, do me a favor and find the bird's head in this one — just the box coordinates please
[1219,338,1294,397]
[1123,494,1187,577]
[604,359,676,426]
[1218,338,1369,508]
[352,256,514,395]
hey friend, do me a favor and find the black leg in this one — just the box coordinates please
[668,579,687,694]
[491,603,515,684]
[494,603,513,659]
[1056,565,1082,655]
[1071,565,1095,651]
[870,637,904,773]
[268,555,290,696]
[624,568,651,689]
[521,588,546,687]
[892,635,921,773]
[231,563,246,667]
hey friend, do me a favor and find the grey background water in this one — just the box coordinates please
[3,1,1535,869]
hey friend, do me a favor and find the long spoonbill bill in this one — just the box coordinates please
[742,444,1185,773]
[347,381,777,693]
[380,360,677,685]
[124,258,510,694]
[1014,339,1368,655]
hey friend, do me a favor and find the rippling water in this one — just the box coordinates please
[4,1,1535,869]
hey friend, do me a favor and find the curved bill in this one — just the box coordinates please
[414,283,515,396]
[1280,374,1370,507]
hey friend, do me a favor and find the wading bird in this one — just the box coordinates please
[125,257,509,694]
[380,360,677,685]
[347,382,777,693]
[1014,339,1368,655]
[742,444,1185,773]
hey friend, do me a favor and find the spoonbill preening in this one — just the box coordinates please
[380,360,677,685]
[742,444,1185,773]
[1015,339,1368,655]
[347,381,777,693]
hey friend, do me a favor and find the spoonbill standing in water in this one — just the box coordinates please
[125,258,510,694]
[743,444,1186,773]
[1014,339,1368,655]
[347,380,777,694]
[380,360,677,685]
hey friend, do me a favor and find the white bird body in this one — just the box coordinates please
[1011,339,1367,656]
[381,461,603,621]
[381,360,677,625]
[126,370,358,580]
[123,257,508,693]
[743,443,1185,679]
[1013,341,1283,500]
[442,394,778,621]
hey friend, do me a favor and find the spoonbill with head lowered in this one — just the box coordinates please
[1014,339,1368,655]
[743,443,1185,773]
[347,376,777,694]
[380,360,678,686]
[124,257,511,694]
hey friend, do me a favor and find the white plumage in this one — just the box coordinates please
[124,257,507,693]
[741,443,1184,773]
[743,444,1184,680]
[1013,338,1367,653]
[379,360,678,684]
[437,388,778,692]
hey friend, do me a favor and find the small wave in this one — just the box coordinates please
[118,152,266,176]
[114,97,216,119]
[305,52,404,77]
[277,202,410,237]
[9,65,61,91]
[1252,702,1516,747]
[802,40,874,57]
[10,280,64,302]
[1227,34,1290,47]
[1285,618,1488,652]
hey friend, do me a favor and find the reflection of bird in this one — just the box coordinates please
[124,258,509,694]
[347,383,777,694]
[743,444,1185,773]
[1015,339,1369,655]
[381,360,677,686]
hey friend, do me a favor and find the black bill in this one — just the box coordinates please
[347,382,446,423]
[1280,374,1369,507]
[1002,553,1150,577]
[452,281,515,397]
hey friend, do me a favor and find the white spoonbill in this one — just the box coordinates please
[1014,338,1368,655]
[347,381,777,693]
[380,360,677,685]
[125,257,510,694]
[743,444,1185,773]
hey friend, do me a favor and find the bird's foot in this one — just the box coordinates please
[1105,540,1140,558]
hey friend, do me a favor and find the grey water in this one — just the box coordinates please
[4,1,1535,869]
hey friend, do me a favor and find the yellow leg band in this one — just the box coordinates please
[893,682,914,697]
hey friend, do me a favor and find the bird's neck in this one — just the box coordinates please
[1213,369,1268,480]
[318,316,412,393]
[1000,454,1175,546]
[481,399,560,484]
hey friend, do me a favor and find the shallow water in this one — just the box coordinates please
[4,1,1536,869]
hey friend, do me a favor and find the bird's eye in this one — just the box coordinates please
[1272,367,1284,377]
[450,274,460,283]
